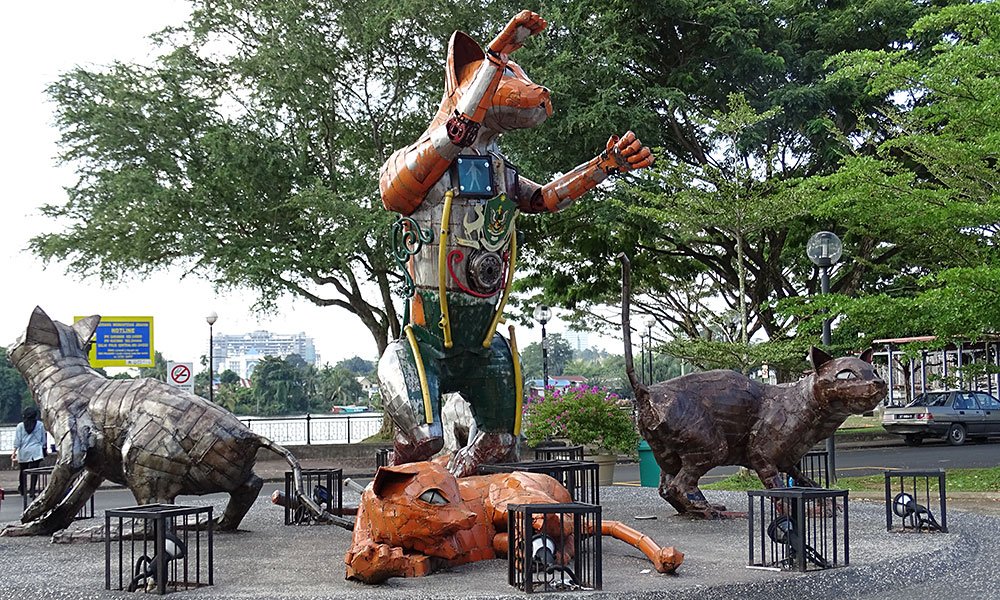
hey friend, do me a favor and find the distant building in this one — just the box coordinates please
[209,330,319,378]
[562,330,590,352]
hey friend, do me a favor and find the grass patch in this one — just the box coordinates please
[835,424,886,435]
[702,471,765,491]
[840,466,1000,493]
[702,465,1000,492]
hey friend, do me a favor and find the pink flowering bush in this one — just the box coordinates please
[521,385,640,454]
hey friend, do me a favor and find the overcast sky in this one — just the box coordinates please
[0,1,575,370]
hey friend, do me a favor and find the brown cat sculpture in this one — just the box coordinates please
[619,255,888,519]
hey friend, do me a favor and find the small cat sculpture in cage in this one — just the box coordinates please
[893,492,942,532]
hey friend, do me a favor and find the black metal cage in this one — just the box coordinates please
[477,461,600,505]
[283,469,343,525]
[507,502,602,593]
[105,504,213,594]
[747,488,849,572]
[533,445,585,462]
[779,450,830,488]
[22,466,96,519]
[884,469,947,533]
[797,451,830,488]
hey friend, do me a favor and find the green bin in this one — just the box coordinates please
[638,439,660,487]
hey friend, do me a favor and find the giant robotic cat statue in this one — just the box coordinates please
[378,10,653,476]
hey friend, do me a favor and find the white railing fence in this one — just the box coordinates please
[0,413,383,453]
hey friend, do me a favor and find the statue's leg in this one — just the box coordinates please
[22,462,82,522]
[749,459,783,490]
[784,464,819,488]
[654,438,728,517]
[378,337,443,464]
[217,473,263,531]
[1,468,99,537]
[448,333,519,477]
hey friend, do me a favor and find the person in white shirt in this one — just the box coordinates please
[11,406,46,497]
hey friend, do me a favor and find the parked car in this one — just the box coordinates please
[882,390,1000,446]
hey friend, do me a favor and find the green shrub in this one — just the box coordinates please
[521,385,640,454]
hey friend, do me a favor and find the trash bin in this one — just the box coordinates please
[638,440,660,487]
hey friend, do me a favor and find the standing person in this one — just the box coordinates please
[12,406,47,498]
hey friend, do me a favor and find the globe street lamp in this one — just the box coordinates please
[807,231,842,483]
[533,305,553,395]
[645,316,655,384]
[206,311,218,405]
[806,231,843,346]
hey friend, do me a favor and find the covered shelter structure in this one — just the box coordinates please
[872,336,1000,406]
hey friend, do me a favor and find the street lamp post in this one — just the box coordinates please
[645,317,655,384]
[206,311,218,404]
[807,231,843,484]
[639,332,647,385]
[533,305,553,395]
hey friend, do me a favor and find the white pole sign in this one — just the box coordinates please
[167,362,194,394]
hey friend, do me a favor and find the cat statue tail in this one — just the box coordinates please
[257,435,355,530]
[618,253,646,396]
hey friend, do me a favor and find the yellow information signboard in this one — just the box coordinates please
[74,316,155,367]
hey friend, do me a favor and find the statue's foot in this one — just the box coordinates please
[654,546,684,573]
[680,503,745,520]
[719,511,748,519]
[0,522,49,537]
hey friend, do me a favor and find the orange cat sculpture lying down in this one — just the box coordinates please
[345,461,682,583]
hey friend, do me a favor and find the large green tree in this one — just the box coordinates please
[313,365,366,411]
[33,0,501,355]
[503,0,948,371]
[249,355,309,415]
[781,2,1000,352]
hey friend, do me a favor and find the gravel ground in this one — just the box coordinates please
[0,486,997,600]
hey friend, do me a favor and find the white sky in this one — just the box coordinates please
[0,1,577,371]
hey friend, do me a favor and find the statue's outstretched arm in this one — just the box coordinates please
[517,131,654,214]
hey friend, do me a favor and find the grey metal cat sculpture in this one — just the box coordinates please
[2,306,331,536]
[619,255,887,519]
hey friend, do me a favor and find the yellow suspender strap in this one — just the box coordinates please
[404,325,434,424]
[509,324,523,436]
[483,223,517,348]
[438,190,454,349]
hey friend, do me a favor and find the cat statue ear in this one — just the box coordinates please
[372,465,418,498]
[446,30,485,96]
[25,306,60,347]
[808,346,834,372]
[72,315,101,350]
[859,348,874,364]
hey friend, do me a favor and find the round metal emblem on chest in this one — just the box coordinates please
[467,250,505,294]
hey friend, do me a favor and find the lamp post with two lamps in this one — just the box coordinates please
[806,230,843,484]
[533,305,553,394]
[206,311,218,404]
